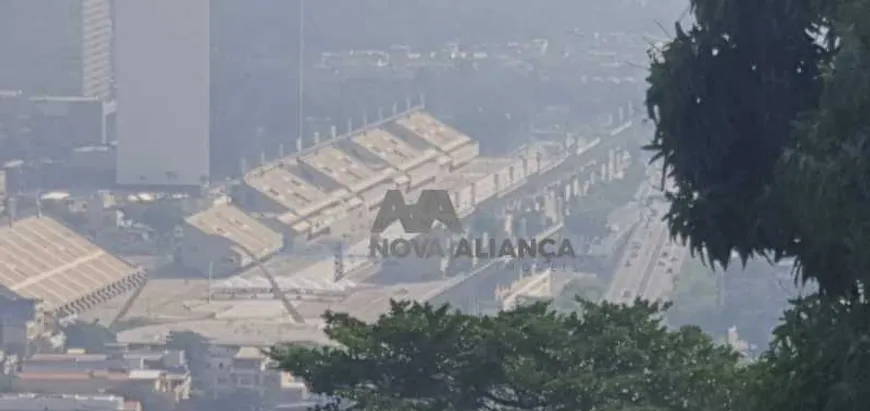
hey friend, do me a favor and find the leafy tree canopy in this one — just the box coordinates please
[165,331,210,374]
[747,294,870,411]
[642,0,870,296]
[62,321,116,352]
[269,300,747,411]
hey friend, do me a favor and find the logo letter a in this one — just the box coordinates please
[371,190,411,233]
[416,190,462,233]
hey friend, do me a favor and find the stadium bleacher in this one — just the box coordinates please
[0,216,145,316]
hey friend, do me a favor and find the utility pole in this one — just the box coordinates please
[207,260,214,303]
[334,242,344,281]
[297,0,305,150]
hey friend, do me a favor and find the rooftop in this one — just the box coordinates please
[114,280,454,346]
[184,204,283,259]
[351,128,436,171]
[243,164,339,217]
[393,112,473,153]
[298,146,381,190]
[0,394,126,411]
[0,217,139,312]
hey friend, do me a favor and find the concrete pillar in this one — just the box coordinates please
[378,107,384,121]
[544,190,558,223]
[618,107,625,123]
[608,150,615,181]
[405,96,412,111]
[296,138,303,152]
[331,125,338,139]
[362,111,369,125]
[470,182,477,206]
[519,217,528,238]
[494,174,501,194]
[393,101,399,115]
[314,132,321,145]
[440,251,451,277]
[347,117,353,133]
[278,144,285,158]
[260,151,267,166]
[503,212,514,236]
[420,93,427,108]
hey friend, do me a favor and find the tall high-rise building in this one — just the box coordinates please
[115,0,210,187]
[0,0,114,100]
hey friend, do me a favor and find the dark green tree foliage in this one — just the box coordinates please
[0,375,17,393]
[62,321,117,352]
[780,2,870,295]
[749,295,870,411]
[645,0,833,272]
[165,331,210,374]
[269,300,746,411]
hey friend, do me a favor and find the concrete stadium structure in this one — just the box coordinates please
[105,104,641,347]
[0,216,145,316]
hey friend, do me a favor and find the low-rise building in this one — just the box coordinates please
[205,346,306,400]
[0,291,44,355]
[0,394,133,411]
[15,349,191,402]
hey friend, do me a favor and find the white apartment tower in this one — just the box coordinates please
[115,0,211,187]
[0,0,114,99]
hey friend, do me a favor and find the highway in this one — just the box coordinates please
[604,200,670,303]
[640,236,689,301]
[603,164,685,304]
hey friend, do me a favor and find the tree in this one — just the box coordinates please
[165,331,210,375]
[269,300,747,411]
[123,202,186,236]
[62,321,116,352]
[646,3,870,409]
[644,0,845,292]
[747,295,870,411]
[552,276,607,309]
[0,375,17,393]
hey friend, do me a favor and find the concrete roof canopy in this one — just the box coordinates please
[0,216,139,312]
[184,204,283,258]
[243,164,335,216]
[394,112,473,152]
